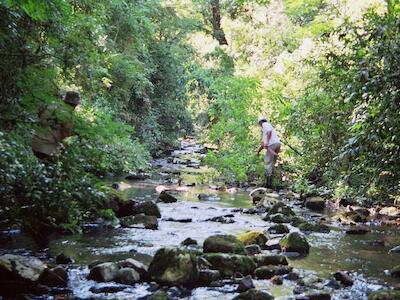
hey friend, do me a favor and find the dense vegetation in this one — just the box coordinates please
[0,0,399,237]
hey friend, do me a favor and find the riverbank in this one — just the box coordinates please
[1,138,400,300]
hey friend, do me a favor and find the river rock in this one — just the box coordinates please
[379,206,400,218]
[237,231,269,248]
[88,262,119,282]
[389,245,400,253]
[298,222,330,233]
[237,275,255,292]
[39,266,68,287]
[206,216,235,223]
[245,244,262,255]
[181,238,198,246]
[148,247,199,286]
[198,194,220,201]
[268,203,295,216]
[302,291,331,300]
[120,214,158,230]
[117,258,148,277]
[158,191,178,203]
[203,235,246,254]
[265,238,281,251]
[115,267,140,284]
[117,200,161,218]
[140,290,169,300]
[233,288,274,300]
[305,197,326,211]
[264,213,291,223]
[90,285,127,293]
[345,227,369,235]
[125,173,150,180]
[203,253,256,277]
[268,224,289,234]
[249,188,268,204]
[333,271,353,286]
[334,211,368,224]
[55,253,74,264]
[391,265,400,277]
[253,255,288,267]
[199,269,221,285]
[0,254,48,295]
[255,265,292,279]
[368,289,400,300]
[279,232,310,255]
[271,275,283,285]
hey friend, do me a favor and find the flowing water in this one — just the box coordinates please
[1,138,400,299]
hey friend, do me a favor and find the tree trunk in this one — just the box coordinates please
[210,0,228,45]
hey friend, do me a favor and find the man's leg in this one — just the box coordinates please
[264,151,274,188]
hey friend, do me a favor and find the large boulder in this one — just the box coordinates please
[39,266,68,287]
[88,262,119,282]
[203,253,257,277]
[233,288,274,300]
[267,224,289,234]
[115,268,140,284]
[279,232,310,255]
[333,211,368,224]
[203,235,246,254]
[0,254,46,295]
[198,269,221,285]
[237,231,269,248]
[117,258,148,278]
[264,213,291,223]
[305,196,326,211]
[148,248,199,286]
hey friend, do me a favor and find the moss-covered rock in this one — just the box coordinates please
[305,196,326,211]
[391,265,400,278]
[279,232,310,255]
[298,222,330,233]
[368,289,400,300]
[148,247,199,286]
[203,235,246,254]
[268,203,295,216]
[120,214,158,230]
[255,265,292,279]
[203,253,257,277]
[237,231,269,247]
[267,224,289,234]
[333,211,369,224]
[253,255,288,267]
[264,213,291,223]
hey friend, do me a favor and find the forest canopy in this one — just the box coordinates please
[0,0,399,235]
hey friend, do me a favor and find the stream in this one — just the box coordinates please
[1,138,400,299]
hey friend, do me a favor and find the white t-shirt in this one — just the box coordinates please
[262,122,280,147]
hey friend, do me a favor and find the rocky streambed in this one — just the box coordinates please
[1,138,400,300]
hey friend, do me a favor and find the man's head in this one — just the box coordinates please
[64,91,80,108]
[258,116,267,126]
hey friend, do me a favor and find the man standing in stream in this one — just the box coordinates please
[256,116,281,188]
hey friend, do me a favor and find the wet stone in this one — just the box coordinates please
[233,288,274,300]
[253,255,288,267]
[206,216,235,224]
[391,265,400,278]
[117,258,148,278]
[333,271,353,287]
[345,227,370,235]
[120,214,158,230]
[55,253,74,264]
[255,265,292,279]
[297,222,330,233]
[245,244,262,256]
[271,275,283,285]
[267,224,289,234]
[237,275,255,292]
[264,213,291,223]
[39,266,68,287]
[198,269,220,285]
[203,235,245,254]
[203,253,256,277]
[181,238,198,246]
[158,191,178,203]
[279,232,310,255]
[305,197,326,211]
[115,267,140,284]
[88,262,119,282]
[389,245,400,253]
[89,286,127,294]
[237,231,269,248]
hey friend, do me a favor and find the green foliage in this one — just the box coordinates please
[285,0,327,25]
